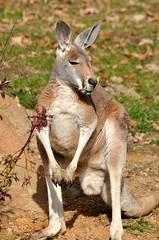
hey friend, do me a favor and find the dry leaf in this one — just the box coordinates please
[146,62,159,73]
[112,64,117,69]
[72,23,86,29]
[101,45,113,50]
[132,81,142,87]
[133,52,147,61]
[111,76,123,83]
[100,74,107,87]
[11,36,25,47]
[23,37,32,46]
[11,34,32,48]
[136,64,143,70]
[101,31,114,41]
[105,15,119,23]
[153,122,159,131]
[53,42,58,49]
[37,36,51,47]
[29,51,36,57]
[80,7,98,17]
[43,36,51,46]
[29,0,36,3]
[124,50,133,57]
[120,58,129,64]
[139,38,154,46]
[23,10,34,23]
[125,46,153,61]
[101,73,107,80]
[131,14,145,23]
[124,72,135,80]
[133,132,145,142]
[133,51,150,61]
[144,96,153,102]
[107,84,140,99]
[130,119,139,127]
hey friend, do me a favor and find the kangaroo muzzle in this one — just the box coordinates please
[80,78,97,95]
[88,78,97,87]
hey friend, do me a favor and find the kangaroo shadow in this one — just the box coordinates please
[32,165,48,215]
[32,167,112,230]
[62,181,112,229]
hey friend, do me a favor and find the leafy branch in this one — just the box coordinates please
[0,22,54,205]
[0,106,53,204]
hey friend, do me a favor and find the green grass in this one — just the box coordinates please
[115,95,158,133]
[151,139,159,145]
[0,0,159,133]
[124,218,152,233]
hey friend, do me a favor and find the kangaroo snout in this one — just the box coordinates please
[79,77,97,95]
[88,78,97,87]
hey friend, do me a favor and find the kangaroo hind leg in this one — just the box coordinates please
[104,119,128,240]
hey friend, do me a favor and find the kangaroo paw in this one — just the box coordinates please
[51,165,62,185]
[63,165,76,185]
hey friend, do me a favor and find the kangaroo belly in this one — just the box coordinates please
[50,113,79,157]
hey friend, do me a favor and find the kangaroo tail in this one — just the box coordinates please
[121,184,159,218]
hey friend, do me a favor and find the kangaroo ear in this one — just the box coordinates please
[56,21,72,52]
[74,20,102,49]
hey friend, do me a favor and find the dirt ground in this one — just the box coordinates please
[0,96,159,240]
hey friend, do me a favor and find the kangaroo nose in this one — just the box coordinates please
[88,78,97,87]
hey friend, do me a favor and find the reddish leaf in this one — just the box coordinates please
[124,72,135,80]
[1,91,5,98]
[144,96,153,102]
[101,31,114,41]
[0,77,11,98]
[130,120,139,127]
[132,82,142,87]
[29,107,53,132]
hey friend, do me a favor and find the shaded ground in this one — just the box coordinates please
[0,96,158,240]
[0,144,159,240]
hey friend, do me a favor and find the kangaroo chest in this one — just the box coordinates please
[48,87,95,157]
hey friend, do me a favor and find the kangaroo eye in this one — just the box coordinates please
[69,61,79,65]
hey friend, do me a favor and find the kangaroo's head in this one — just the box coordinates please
[53,20,102,95]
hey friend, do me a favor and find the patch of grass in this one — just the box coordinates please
[124,218,152,233]
[0,9,22,21]
[10,72,51,109]
[151,139,159,145]
[0,0,159,134]
[115,95,158,133]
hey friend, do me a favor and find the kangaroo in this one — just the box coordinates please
[31,21,159,240]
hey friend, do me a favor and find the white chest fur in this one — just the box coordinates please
[48,85,81,156]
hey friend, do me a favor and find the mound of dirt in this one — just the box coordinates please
[0,96,45,221]
[0,95,31,155]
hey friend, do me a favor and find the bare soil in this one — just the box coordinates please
[0,96,159,240]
